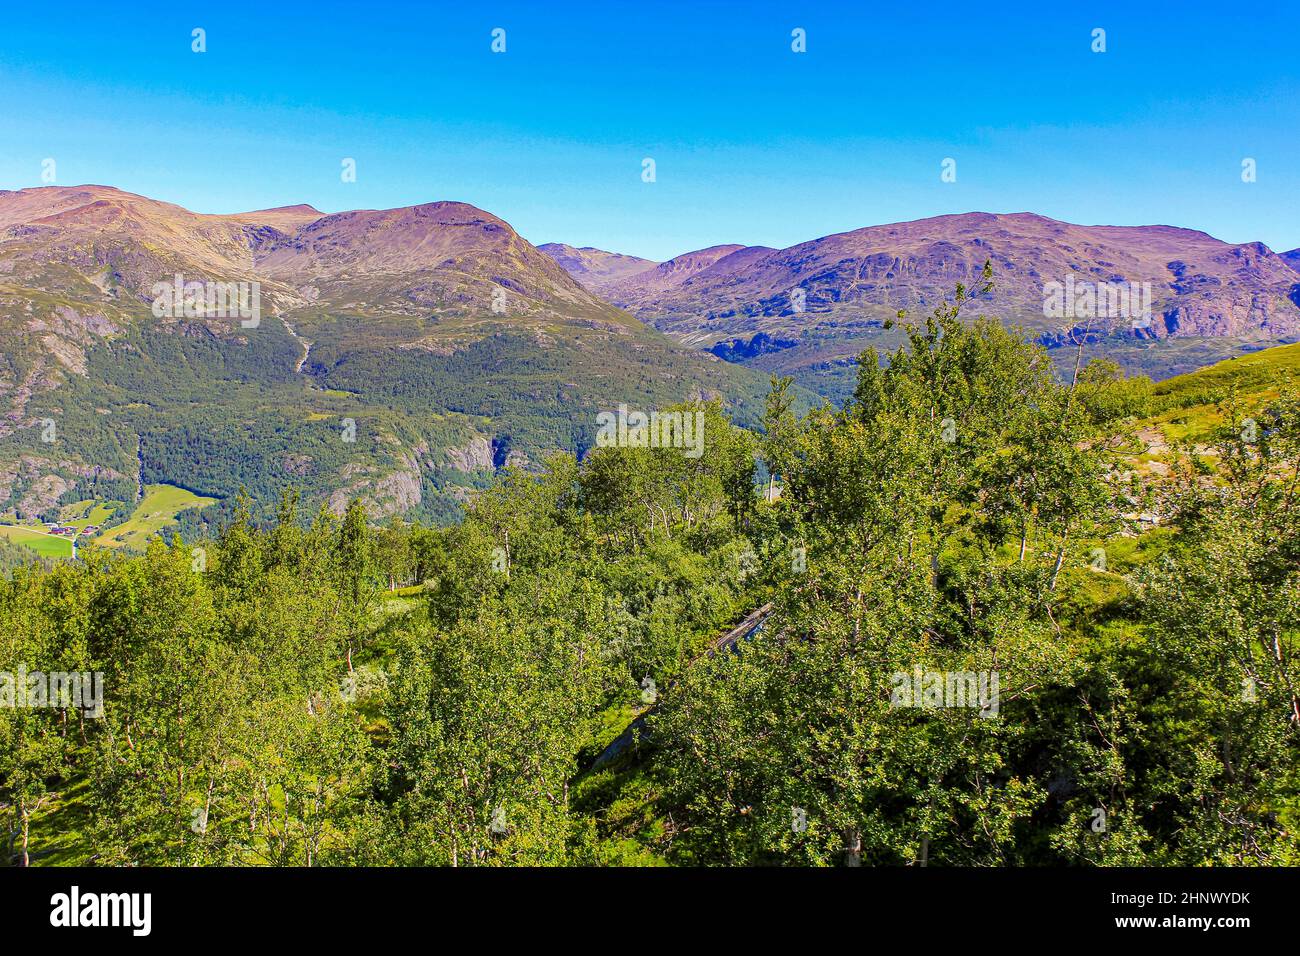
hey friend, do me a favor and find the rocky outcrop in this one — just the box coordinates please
[0,455,127,513]
[15,473,73,518]
[444,436,494,472]
[280,454,313,477]
[372,464,422,514]
[327,451,423,520]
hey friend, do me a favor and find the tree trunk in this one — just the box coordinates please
[852,586,862,645]
[1049,531,1070,591]
[919,792,935,867]
[1270,631,1300,725]
[844,826,862,867]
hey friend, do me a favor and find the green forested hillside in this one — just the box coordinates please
[3,285,1296,867]
[7,313,787,533]
[0,187,805,536]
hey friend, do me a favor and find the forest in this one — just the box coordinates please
[2,282,1297,867]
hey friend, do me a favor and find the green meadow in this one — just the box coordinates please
[94,484,217,549]
[0,524,74,558]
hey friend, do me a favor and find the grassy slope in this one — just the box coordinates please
[1139,341,1300,445]
[94,484,217,549]
[58,500,120,530]
[1154,341,1300,403]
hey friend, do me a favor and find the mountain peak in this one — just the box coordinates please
[0,183,772,524]
[591,243,757,301]
[537,243,658,293]
[244,203,321,215]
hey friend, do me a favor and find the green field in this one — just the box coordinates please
[0,485,217,557]
[95,484,217,549]
[58,498,121,530]
[0,523,75,558]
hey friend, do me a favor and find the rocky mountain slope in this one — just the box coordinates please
[535,243,657,295]
[0,186,777,528]
[546,213,1300,398]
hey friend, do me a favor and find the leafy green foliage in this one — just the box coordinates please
[4,280,1296,867]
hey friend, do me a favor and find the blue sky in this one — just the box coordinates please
[1,1,1296,260]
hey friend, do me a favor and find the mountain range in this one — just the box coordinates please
[543,214,1300,398]
[3,184,1300,534]
[0,186,773,527]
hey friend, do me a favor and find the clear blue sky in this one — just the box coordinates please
[2,0,1296,260]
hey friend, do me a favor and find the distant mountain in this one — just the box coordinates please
[1283,249,1300,273]
[601,245,775,305]
[536,243,657,294]
[0,186,780,528]
[552,213,1300,398]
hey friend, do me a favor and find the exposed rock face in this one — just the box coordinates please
[371,456,423,514]
[444,436,494,472]
[0,458,32,504]
[710,331,799,361]
[0,363,61,435]
[280,454,313,477]
[16,473,73,518]
[0,456,124,513]
[321,433,536,517]
[324,444,431,519]
[35,305,119,376]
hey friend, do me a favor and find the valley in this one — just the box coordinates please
[10,289,1298,869]
[2,0,1297,907]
